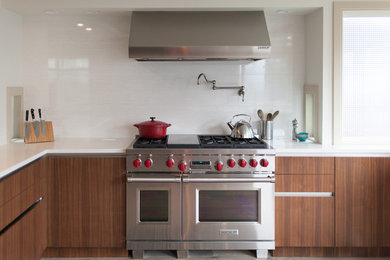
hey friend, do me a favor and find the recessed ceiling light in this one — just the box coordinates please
[77,23,84,27]
[44,10,59,15]
[276,10,289,14]
[85,27,92,31]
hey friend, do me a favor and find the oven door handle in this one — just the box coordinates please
[127,176,182,183]
[183,177,274,183]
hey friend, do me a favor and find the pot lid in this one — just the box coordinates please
[135,117,171,128]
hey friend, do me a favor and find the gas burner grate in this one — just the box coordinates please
[198,135,234,148]
[199,135,268,149]
[133,136,168,148]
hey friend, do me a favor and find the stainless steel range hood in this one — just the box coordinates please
[129,11,271,61]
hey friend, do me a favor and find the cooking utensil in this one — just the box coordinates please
[134,117,171,139]
[25,110,30,140]
[38,108,46,137]
[266,113,272,121]
[227,114,255,139]
[257,109,264,121]
[31,108,40,139]
[271,110,279,121]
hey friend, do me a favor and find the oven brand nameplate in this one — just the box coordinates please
[220,229,239,236]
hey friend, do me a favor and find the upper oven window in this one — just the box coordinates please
[198,190,258,222]
[140,190,169,222]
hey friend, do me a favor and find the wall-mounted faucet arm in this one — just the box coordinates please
[197,73,216,86]
[196,73,245,102]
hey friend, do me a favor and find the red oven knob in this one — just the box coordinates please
[144,159,153,168]
[238,159,247,168]
[227,159,236,168]
[260,158,269,167]
[133,159,141,168]
[166,158,174,168]
[178,161,187,171]
[249,159,258,168]
[215,161,224,171]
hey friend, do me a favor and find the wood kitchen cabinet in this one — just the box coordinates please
[0,158,48,260]
[47,156,126,248]
[275,157,335,248]
[335,157,390,247]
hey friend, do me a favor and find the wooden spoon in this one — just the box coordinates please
[257,109,265,121]
[271,110,279,121]
[266,113,272,121]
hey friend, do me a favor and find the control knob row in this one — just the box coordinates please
[133,158,269,171]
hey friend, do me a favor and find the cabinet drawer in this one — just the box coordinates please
[276,175,334,193]
[0,178,46,231]
[0,158,47,207]
[276,157,334,175]
[275,197,334,247]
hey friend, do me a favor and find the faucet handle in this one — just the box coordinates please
[238,87,245,102]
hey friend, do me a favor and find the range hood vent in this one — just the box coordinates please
[129,11,271,61]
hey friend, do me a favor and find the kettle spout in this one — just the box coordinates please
[227,122,234,130]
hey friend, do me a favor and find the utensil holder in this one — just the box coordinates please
[259,120,273,140]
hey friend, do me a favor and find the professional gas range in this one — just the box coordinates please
[126,135,275,259]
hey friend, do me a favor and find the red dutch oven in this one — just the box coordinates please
[134,117,171,139]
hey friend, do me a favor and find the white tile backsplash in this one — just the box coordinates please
[22,13,305,140]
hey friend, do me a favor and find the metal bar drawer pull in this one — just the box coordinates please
[274,192,334,197]
[0,197,43,235]
[127,177,181,183]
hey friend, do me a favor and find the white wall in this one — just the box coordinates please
[0,7,23,145]
[22,13,306,140]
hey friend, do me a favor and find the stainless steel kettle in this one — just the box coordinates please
[227,114,255,139]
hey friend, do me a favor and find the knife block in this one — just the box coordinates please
[24,121,54,144]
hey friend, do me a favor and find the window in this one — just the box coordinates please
[334,4,390,144]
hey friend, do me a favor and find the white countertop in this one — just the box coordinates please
[0,138,131,180]
[1,137,390,181]
[267,139,390,157]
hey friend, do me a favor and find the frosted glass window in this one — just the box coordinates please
[342,14,390,141]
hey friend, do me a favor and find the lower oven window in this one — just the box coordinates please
[198,190,258,222]
[140,191,168,222]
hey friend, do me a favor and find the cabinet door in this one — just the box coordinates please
[0,158,47,260]
[275,157,335,247]
[276,197,334,247]
[275,173,334,247]
[48,157,126,247]
[336,157,390,247]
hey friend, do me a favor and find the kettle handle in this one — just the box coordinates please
[231,114,251,123]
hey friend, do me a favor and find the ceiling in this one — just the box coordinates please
[2,0,322,15]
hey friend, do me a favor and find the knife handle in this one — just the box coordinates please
[38,108,42,119]
[25,110,29,122]
[31,109,35,120]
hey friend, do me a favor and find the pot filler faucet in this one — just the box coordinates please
[197,73,245,102]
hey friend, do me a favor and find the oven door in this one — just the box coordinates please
[182,174,274,241]
[126,174,181,240]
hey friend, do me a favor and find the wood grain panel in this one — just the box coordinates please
[47,157,126,248]
[42,247,128,257]
[275,197,334,247]
[0,178,46,230]
[336,157,390,247]
[276,157,334,175]
[275,174,334,192]
[272,247,390,257]
[0,157,47,206]
[0,197,47,260]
